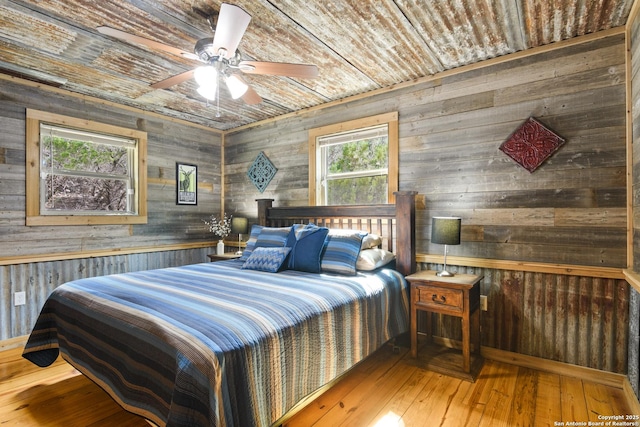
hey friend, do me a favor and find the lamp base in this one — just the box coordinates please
[235,234,244,255]
[436,270,455,277]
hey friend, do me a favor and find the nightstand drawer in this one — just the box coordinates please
[417,286,463,311]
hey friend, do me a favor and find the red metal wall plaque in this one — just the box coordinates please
[499,117,565,173]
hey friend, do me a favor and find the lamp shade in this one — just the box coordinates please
[231,217,249,234]
[431,217,461,245]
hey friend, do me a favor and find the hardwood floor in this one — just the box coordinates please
[0,344,634,426]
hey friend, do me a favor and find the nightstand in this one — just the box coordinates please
[207,253,242,262]
[405,270,484,381]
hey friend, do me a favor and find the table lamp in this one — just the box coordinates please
[431,217,461,277]
[231,217,249,255]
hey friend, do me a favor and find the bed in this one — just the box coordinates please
[22,191,417,427]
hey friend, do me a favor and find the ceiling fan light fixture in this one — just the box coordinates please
[100,2,316,112]
[197,84,217,100]
[194,65,217,87]
[225,74,249,99]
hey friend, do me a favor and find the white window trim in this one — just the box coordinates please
[308,112,398,206]
[26,109,148,226]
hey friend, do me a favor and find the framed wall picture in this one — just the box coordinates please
[176,162,197,205]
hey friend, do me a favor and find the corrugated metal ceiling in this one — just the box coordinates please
[0,0,634,130]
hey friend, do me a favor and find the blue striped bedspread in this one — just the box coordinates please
[22,260,409,427]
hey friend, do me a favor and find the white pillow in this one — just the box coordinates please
[360,233,382,249]
[356,248,395,271]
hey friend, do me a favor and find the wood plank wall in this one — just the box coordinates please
[0,79,222,258]
[0,78,222,340]
[225,34,629,373]
[629,9,640,397]
[226,34,627,268]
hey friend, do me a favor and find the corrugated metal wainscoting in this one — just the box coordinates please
[629,288,640,398]
[421,263,629,375]
[0,248,212,340]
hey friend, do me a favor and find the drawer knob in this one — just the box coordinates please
[432,294,447,304]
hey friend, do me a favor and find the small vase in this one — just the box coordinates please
[216,240,225,255]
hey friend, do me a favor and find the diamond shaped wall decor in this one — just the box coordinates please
[247,151,278,193]
[499,117,565,173]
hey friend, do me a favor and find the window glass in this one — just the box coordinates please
[309,112,398,206]
[40,124,135,214]
[319,125,389,205]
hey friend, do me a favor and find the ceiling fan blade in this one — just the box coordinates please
[239,61,318,78]
[97,26,199,60]
[211,3,251,58]
[241,85,262,105]
[150,69,195,89]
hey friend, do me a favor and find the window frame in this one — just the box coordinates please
[308,112,398,206]
[26,109,148,226]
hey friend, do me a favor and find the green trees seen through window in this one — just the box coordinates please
[41,134,133,213]
[325,138,389,205]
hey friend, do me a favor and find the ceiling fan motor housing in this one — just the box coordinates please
[194,38,218,62]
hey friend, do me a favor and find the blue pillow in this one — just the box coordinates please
[321,230,367,275]
[239,224,263,261]
[240,225,292,261]
[254,226,292,249]
[287,223,329,273]
[241,247,291,273]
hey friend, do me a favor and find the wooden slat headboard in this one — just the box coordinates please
[256,191,416,275]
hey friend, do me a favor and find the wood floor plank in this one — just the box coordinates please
[610,385,636,418]
[365,360,436,424]
[439,377,480,427]
[534,371,562,426]
[507,367,537,426]
[283,345,406,426]
[400,372,464,426]
[475,361,520,426]
[283,368,369,426]
[314,352,416,426]
[560,376,590,422]
[583,381,625,420]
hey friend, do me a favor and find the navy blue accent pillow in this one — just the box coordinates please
[287,223,329,273]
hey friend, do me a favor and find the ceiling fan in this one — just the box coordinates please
[97,3,318,107]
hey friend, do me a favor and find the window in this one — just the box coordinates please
[309,112,398,206]
[26,109,147,226]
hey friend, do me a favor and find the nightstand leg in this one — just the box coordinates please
[462,313,470,372]
[472,308,481,356]
[410,308,417,358]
